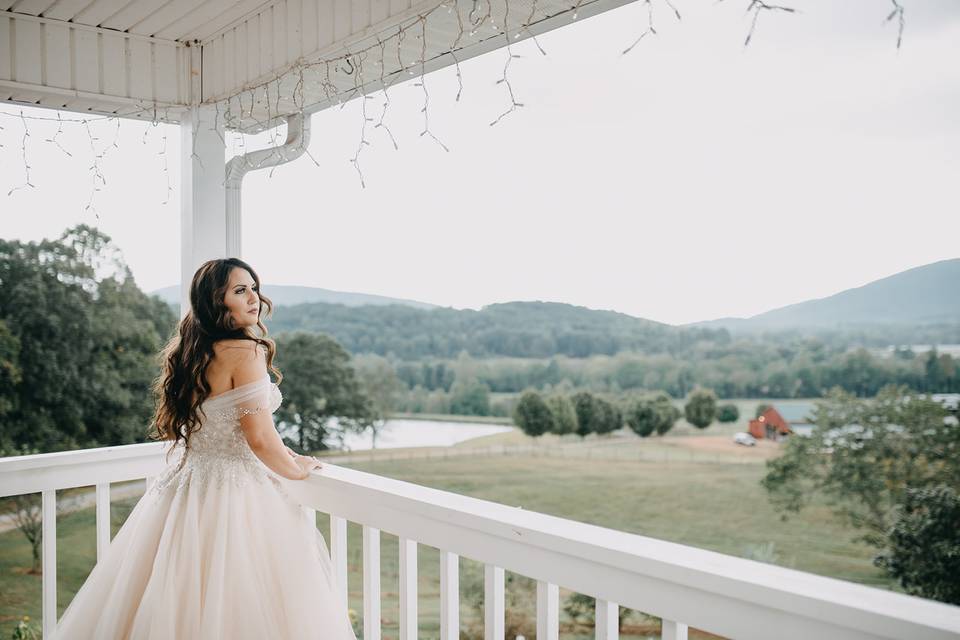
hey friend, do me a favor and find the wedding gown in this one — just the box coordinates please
[56,376,358,640]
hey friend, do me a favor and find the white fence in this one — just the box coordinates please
[2,443,959,640]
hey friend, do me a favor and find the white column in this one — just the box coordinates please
[662,619,688,640]
[41,490,56,638]
[180,103,226,317]
[95,483,110,561]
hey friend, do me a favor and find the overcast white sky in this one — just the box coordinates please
[2,0,958,325]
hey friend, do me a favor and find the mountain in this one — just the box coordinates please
[149,284,438,310]
[266,300,718,360]
[693,258,960,331]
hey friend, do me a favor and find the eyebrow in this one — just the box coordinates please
[233,283,258,290]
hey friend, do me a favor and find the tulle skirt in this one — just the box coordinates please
[55,453,357,640]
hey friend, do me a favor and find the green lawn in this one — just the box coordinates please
[0,438,890,639]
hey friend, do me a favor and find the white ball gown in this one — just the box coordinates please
[55,376,358,640]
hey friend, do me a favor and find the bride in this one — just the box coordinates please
[56,258,358,639]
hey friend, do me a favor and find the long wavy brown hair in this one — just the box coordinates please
[148,258,282,459]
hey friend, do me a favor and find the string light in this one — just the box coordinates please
[0,0,907,198]
[885,0,905,50]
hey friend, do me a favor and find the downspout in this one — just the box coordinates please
[224,113,311,257]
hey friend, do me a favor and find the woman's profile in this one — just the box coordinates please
[56,257,358,639]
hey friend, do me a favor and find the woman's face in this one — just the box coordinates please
[223,267,261,329]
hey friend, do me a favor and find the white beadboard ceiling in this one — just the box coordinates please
[0,0,628,130]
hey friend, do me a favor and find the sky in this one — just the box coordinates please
[2,0,958,326]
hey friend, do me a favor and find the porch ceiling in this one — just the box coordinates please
[0,0,623,132]
[0,0,632,132]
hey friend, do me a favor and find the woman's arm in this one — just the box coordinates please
[231,343,319,480]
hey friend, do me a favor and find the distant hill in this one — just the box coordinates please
[694,258,960,331]
[149,284,438,310]
[267,300,719,359]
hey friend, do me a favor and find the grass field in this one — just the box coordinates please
[0,423,889,639]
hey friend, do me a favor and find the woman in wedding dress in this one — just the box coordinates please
[56,258,358,640]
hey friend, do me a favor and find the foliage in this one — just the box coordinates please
[273,332,376,451]
[562,592,633,631]
[546,394,578,435]
[0,225,176,453]
[10,616,40,640]
[593,397,623,435]
[755,403,772,418]
[684,388,717,429]
[626,392,679,437]
[352,354,404,448]
[762,386,960,603]
[717,403,740,423]
[449,378,491,416]
[571,391,598,438]
[874,485,960,604]
[512,391,554,437]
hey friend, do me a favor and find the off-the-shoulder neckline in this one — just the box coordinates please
[203,375,272,404]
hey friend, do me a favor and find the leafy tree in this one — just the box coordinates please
[762,386,960,603]
[0,225,175,452]
[626,397,658,437]
[513,390,553,437]
[874,485,960,604]
[755,404,772,418]
[571,391,598,438]
[593,397,622,435]
[627,392,680,437]
[449,378,491,416]
[717,403,740,423]
[684,388,717,429]
[274,332,376,451]
[354,354,403,448]
[546,395,577,435]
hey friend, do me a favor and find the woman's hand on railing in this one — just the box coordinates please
[292,454,322,479]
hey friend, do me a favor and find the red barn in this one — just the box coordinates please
[748,407,793,441]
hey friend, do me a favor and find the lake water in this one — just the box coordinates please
[321,418,514,451]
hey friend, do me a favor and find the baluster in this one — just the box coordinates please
[483,564,504,640]
[330,515,348,604]
[536,580,559,640]
[662,619,688,640]
[439,551,459,640]
[363,525,381,640]
[399,537,417,640]
[95,483,110,560]
[595,598,618,640]
[41,490,56,638]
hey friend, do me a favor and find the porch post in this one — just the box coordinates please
[179,103,227,317]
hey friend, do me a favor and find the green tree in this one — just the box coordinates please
[593,397,622,435]
[354,354,403,448]
[717,403,740,423]
[274,332,376,451]
[449,378,491,416]
[571,391,598,438]
[755,403,772,418]
[546,395,577,435]
[0,225,175,452]
[627,392,679,437]
[626,397,657,437]
[874,485,960,604]
[684,388,717,429]
[762,386,960,603]
[513,390,553,437]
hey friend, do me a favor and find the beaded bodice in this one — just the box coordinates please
[149,376,286,497]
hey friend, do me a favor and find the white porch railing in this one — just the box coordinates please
[2,443,959,640]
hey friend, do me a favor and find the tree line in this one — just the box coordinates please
[511,387,736,438]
